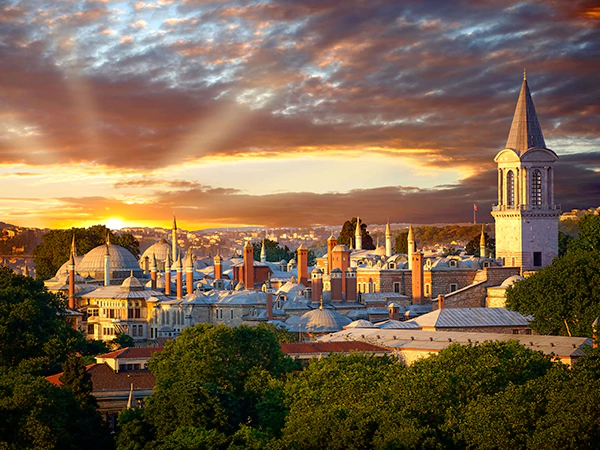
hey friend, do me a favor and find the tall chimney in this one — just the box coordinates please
[214,253,223,280]
[150,253,157,290]
[186,250,194,295]
[388,302,400,320]
[243,241,254,290]
[480,224,486,258]
[331,268,343,302]
[345,267,357,302]
[143,256,149,275]
[68,253,76,309]
[297,244,308,286]
[311,268,323,304]
[265,278,274,321]
[411,252,424,305]
[327,233,337,275]
[176,256,183,299]
[165,253,172,296]
[437,294,445,310]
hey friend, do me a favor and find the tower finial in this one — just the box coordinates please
[523,67,527,81]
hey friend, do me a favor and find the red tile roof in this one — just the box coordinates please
[96,347,163,360]
[46,363,156,391]
[280,341,390,354]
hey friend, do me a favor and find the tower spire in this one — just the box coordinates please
[505,72,545,153]
[71,234,77,257]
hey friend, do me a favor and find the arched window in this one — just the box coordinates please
[507,170,515,207]
[531,170,542,208]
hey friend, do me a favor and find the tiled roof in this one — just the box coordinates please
[408,307,531,328]
[280,341,389,354]
[46,363,156,391]
[96,346,163,360]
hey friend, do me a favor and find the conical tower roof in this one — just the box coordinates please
[505,70,546,154]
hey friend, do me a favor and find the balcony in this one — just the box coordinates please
[492,204,561,212]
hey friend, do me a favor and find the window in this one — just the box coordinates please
[389,263,395,269]
[507,170,515,207]
[425,284,430,296]
[449,260,457,267]
[230,309,234,319]
[87,324,95,335]
[128,309,134,319]
[512,329,520,335]
[531,170,542,208]
[450,283,457,292]
[533,252,542,267]
[134,309,141,319]
[108,309,115,319]
[393,282,401,293]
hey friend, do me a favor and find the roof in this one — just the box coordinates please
[96,347,164,360]
[505,74,546,154]
[375,320,421,329]
[46,363,156,391]
[140,239,172,262]
[280,341,389,355]
[289,308,352,333]
[408,307,531,329]
[78,244,141,274]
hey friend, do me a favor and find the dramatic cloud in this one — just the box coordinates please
[1,0,598,228]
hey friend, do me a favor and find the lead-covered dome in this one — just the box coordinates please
[140,239,172,270]
[77,244,142,281]
[297,307,352,333]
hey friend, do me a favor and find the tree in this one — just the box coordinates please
[252,239,294,263]
[394,231,408,254]
[59,357,96,406]
[558,230,575,257]
[33,225,139,280]
[338,217,375,250]
[0,266,83,373]
[117,324,299,448]
[574,214,600,252]
[506,248,600,337]
[110,333,135,350]
[465,231,495,256]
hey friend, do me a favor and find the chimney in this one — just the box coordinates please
[150,253,157,290]
[143,256,149,275]
[331,268,343,302]
[186,250,194,295]
[165,254,172,296]
[68,253,76,309]
[214,253,223,280]
[265,278,274,321]
[345,267,357,302]
[311,268,323,304]
[243,241,254,290]
[411,252,424,305]
[297,244,309,286]
[327,233,337,275]
[176,256,183,299]
[388,303,400,320]
[437,294,445,310]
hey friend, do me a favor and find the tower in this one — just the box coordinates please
[297,244,308,286]
[260,239,267,263]
[385,219,392,257]
[355,217,362,251]
[491,72,560,272]
[407,224,415,270]
[479,225,486,258]
[326,233,337,275]
[171,216,178,262]
[243,240,254,289]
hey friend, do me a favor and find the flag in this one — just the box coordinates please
[474,204,478,211]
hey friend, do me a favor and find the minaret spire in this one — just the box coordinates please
[505,72,545,154]
[71,234,77,257]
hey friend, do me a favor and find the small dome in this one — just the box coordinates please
[501,275,525,288]
[344,319,375,329]
[297,308,351,333]
[311,267,323,274]
[332,244,350,252]
[121,274,145,291]
[288,258,296,264]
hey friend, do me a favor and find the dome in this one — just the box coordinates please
[332,244,350,252]
[297,308,352,333]
[140,239,172,265]
[121,274,145,291]
[344,319,375,329]
[77,244,142,281]
[500,275,525,288]
[54,255,84,278]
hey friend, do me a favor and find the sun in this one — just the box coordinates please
[106,218,124,230]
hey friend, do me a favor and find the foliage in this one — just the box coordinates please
[117,324,299,449]
[441,246,462,257]
[252,238,294,263]
[256,323,299,343]
[110,333,135,350]
[59,357,96,406]
[558,230,575,257]
[0,367,113,450]
[0,266,83,373]
[574,213,600,252]
[394,231,408,254]
[338,217,375,250]
[559,217,579,236]
[464,231,495,256]
[33,225,139,280]
[506,249,600,337]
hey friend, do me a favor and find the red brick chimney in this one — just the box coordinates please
[186,251,194,295]
[311,268,323,304]
[243,241,254,289]
[214,253,223,280]
[150,253,157,290]
[297,244,309,286]
[411,252,424,305]
[437,294,445,310]
[327,233,337,275]
[331,268,343,302]
[345,267,357,302]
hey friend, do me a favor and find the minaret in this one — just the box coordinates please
[150,253,157,290]
[68,253,76,308]
[385,219,392,257]
[171,215,178,263]
[164,253,171,296]
[260,239,267,263]
[492,72,559,271]
[71,234,77,257]
[407,224,415,270]
[354,217,362,251]
[480,225,486,258]
[103,242,110,287]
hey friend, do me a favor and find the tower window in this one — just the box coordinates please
[507,170,515,207]
[533,252,542,267]
[532,170,542,208]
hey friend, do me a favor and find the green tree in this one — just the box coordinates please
[0,266,83,373]
[574,214,600,252]
[111,333,135,350]
[506,249,600,336]
[338,218,375,250]
[394,231,408,254]
[33,225,139,280]
[465,231,495,256]
[59,357,96,406]
[252,239,294,263]
[558,230,575,257]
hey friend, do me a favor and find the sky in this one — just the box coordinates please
[1,0,599,231]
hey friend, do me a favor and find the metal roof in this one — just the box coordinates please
[408,307,531,328]
[505,74,546,154]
